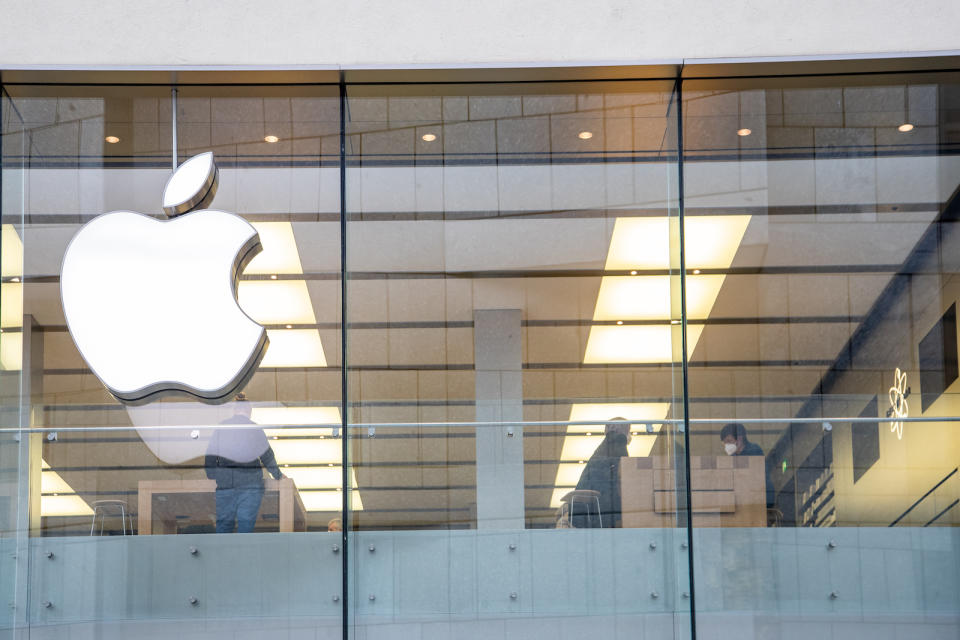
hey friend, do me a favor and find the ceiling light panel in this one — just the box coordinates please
[592,275,727,321]
[238,281,317,325]
[567,403,672,433]
[268,438,342,465]
[583,325,703,364]
[300,490,363,512]
[1,283,23,328]
[244,222,304,275]
[40,460,93,517]
[259,329,327,368]
[253,406,341,434]
[2,225,23,278]
[0,332,22,371]
[604,215,750,271]
[41,495,95,517]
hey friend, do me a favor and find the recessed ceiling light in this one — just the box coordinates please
[586,432,593,436]
[578,460,585,464]
[578,131,593,140]
[692,269,701,275]
[630,270,638,275]
[10,277,19,283]
[737,128,752,137]
[898,123,914,132]
[616,320,624,325]
[270,274,278,280]
[285,324,292,329]
[671,319,681,325]
[264,135,279,143]
[421,133,437,142]
[105,136,120,144]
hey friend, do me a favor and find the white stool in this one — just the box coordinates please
[90,500,131,536]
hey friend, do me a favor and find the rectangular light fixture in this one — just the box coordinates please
[0,332,22,371]
[592,275,727,321]
[283,466,347,489]
[245,222,304,275]
[300,490,363,512]
[238,281,317,325]
[269,438,342,465]
[236,222,333,370]
[604,215,750,271]
[41,495,95,518]
[2,226,24,354]
[584,215,749,364]
[253,406,341,436]
[2,224,23,278]
[41,460,93,517]
[584,325,703,364]
[260,329,328,368]
[1,283,22,329]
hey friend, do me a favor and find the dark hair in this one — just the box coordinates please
[720,422,748,441]
[605,417,629,436]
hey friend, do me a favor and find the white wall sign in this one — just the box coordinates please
[60,152,269,404]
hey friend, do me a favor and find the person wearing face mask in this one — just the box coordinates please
[572,418,632,528]
[720,422,764,457]
[720,422,774,516]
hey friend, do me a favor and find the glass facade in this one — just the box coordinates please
[0,69,958,640]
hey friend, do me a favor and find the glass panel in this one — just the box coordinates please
[344,81,690,639]
[0,84,343,637]
[1,84,27,640]
[682,74,960,632]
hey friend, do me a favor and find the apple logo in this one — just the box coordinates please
[60,152,268,404]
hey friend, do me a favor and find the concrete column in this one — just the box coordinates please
[473,309,524,529]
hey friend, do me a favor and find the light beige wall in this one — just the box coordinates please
[0,0,958,69]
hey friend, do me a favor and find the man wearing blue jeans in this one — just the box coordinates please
[204,393,283,533]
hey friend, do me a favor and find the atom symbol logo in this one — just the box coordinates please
[888,367,908,440]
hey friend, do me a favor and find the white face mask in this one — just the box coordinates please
[724,442,738,456]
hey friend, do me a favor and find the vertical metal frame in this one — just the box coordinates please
[674,74,697,640]
[338,72,350,640]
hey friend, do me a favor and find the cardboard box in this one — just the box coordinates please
[620,455,767,528]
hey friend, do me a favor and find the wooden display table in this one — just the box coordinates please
[137,478,306,534]
[620,455,767,528]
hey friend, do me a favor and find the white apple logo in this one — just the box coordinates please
[60,152,269,404]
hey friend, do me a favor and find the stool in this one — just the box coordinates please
[90,500,131,536]
[559,489,603,528]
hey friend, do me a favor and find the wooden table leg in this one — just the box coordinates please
[279,480,293,532]
[138,487,151,535]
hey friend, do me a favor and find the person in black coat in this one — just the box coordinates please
[573,418,631,528]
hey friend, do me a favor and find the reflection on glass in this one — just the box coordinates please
[1,72,957,640]
[684,75,960,632]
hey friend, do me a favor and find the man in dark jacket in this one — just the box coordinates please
[573,418,631,528]
[720,422,764,457]
[720,422,773,508]
[204,393,283,533]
